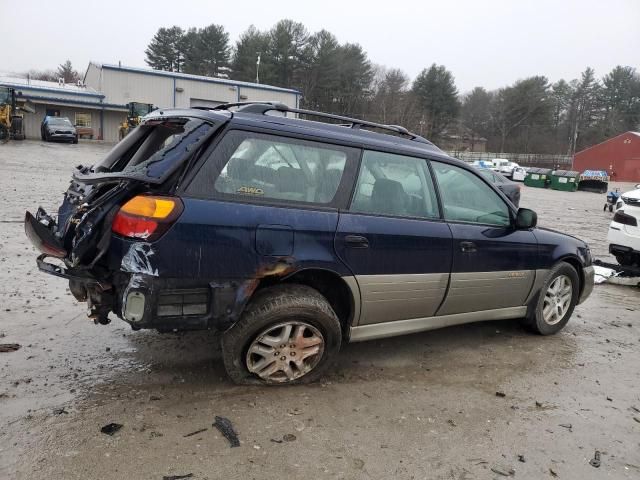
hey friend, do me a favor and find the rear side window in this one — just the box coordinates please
[187,130,358,206]
[350,150,439,219]
[432,162,511,227]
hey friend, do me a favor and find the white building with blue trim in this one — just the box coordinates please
[0,62,301,142]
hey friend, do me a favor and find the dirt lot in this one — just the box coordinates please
[1,140,639,479]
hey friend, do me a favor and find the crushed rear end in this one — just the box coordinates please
[25,112,222,326]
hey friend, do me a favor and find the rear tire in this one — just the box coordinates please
[221,284,342,385]
[522,262,580,335]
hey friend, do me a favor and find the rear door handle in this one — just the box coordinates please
[460,241,477,253]
[345,235,369,248]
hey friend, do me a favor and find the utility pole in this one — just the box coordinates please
[256,53,261,84]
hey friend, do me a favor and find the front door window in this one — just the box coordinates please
[431,162,511,227]
[351,150,439,219]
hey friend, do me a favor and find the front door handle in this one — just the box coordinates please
[345,235,369,248]
[460,241,477,253]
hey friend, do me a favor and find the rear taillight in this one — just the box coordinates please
[613,210,638,227]
[112,195,183,241]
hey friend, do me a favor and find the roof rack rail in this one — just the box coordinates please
[211,101,429,142]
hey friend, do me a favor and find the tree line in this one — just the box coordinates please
[144,20,640,154]
[24,60,82,84]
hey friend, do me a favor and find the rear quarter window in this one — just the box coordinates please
[186,130,359,207]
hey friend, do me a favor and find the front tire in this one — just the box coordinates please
[522,262,580,335]
[221,284,342,385]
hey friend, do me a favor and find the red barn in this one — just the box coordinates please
[573,131,640,182]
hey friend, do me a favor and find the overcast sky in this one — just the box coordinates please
[1,0,638,93]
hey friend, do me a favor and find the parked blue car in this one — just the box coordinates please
[25,102,594,384]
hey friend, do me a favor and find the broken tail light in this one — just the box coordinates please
[112,195,183,241]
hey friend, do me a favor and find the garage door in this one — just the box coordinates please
[190,98,224,108]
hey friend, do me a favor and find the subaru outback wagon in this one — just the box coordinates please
[25,102,594,385]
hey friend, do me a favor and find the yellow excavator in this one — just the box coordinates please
[0,87,27,143]
[118,102,155,140]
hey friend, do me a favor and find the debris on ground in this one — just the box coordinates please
[594,265,617,284]
[162,474,193,480]
[517,455,526,463]
[549,467,558,477]
[213,416,239,447]
[633,417,640,424]
[0,343,21,353]
[447,419,457,427]
[183,428,207,438]
[270,438,283,444]
[490,465,515,476]
[53,407,68,415]
[282,433,296,442]
[495,391,506,398]
[589,450,601,468]
[558,423,573,432]
[100,423,123,435]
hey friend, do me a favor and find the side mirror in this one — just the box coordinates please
[635,184,640,189]
[516,208,537,229]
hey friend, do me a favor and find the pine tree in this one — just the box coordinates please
[230,25,271,83]
[145,26,186,72]
[183,24,230,77]
[412,64,459,139]
[57,60,80,83]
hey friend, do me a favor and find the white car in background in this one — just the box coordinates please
[607,184,640,267]
[490,158,509,172]
[489,159,519,178]
[511,166,527,182]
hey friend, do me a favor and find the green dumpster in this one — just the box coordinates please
[524,168,552,188]
[550,170,580,191]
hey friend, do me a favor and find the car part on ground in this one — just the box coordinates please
[593,260,640,285]
[24,101,595,385]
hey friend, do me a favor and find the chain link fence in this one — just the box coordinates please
[445,151,572,169]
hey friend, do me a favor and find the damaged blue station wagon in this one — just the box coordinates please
[25,102,594,384]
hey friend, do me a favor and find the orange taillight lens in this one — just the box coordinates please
[119,196,178,219]
[112,195,183,241]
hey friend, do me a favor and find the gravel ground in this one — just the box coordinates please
[1,140,639,480]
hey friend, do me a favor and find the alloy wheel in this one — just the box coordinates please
[245,321,325,383]
[542,275,573,325]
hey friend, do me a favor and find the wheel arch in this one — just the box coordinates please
[557,255,584,297]
[254,267,359,337]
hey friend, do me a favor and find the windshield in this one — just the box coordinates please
[48,117,73,126]
[0,88,11,104]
